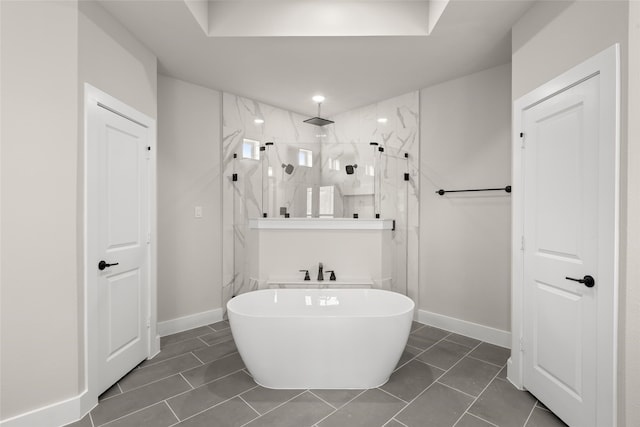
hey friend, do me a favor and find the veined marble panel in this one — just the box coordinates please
[222,91,419,314]
[222,93,319,315]
[320,91,420,299]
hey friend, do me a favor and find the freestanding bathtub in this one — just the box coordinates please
[227,288,415,389]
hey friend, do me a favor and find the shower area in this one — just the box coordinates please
[221,92,420,312]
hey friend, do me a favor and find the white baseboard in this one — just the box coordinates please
[417,309,511,348]
[0,390,86,427]
[157,308,224,337]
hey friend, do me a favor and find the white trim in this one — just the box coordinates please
[249,218,394,230]
[0,391,87,427]
[157,308,224,337]
[83,84,158,417]
[417,309,511,348]
[510,44,619,427]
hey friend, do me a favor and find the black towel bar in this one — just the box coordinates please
[436,186,511,196]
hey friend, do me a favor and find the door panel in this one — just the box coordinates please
[106,269,141,359]
[96,107,149,395]
[105,124,142,249]
[522,76,599,426]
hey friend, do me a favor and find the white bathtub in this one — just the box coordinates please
[227,288,415,389]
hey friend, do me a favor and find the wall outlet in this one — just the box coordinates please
[194,206,203,218]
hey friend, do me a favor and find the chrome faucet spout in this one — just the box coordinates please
[318,262,324,281]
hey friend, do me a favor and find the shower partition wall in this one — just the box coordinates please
[222,92,420,315]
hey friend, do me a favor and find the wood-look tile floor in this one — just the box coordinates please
[66,321,567,427]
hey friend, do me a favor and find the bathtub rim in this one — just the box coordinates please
[226,288,415,319]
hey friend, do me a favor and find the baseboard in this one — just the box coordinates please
[417,309,511,348]
[0,390,86,427]
[157,308,224,337]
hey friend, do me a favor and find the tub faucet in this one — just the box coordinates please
[317,262,324,281]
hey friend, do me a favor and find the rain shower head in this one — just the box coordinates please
[282,163,294,175]
[304,98,334,127]
[304,116,334,127]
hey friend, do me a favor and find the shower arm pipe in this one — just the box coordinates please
[435,186,512,196]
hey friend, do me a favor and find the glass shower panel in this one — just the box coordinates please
[380,150,409,296]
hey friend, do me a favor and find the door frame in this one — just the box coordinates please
[508,44,620,426]
[81,84,159,413]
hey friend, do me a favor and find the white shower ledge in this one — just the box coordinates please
[249,218,394,230]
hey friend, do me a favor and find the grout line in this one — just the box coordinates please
[168,383,260,427]
[394,333,451,372]
[197,336,211,346]
[307,390,338,409]
[238,394,262,416]
[118,363,200,395]
[390,418,410,427]
[95,401,166,427]
[387,340,484,424]
[163,400,180,424]
[116,383,123,394]
[191,351,206,365]
[312,389,368,426]
[466,354,507,368]
[457,412,500,427]
[167,367,249,402]
[536,401,552,412]
[522,401,538,427]
[239,390,308,427]
[142,349,204,369]
[179,372,195,389]
[436,381,478,399]
[449,356,507,427]
[377,387,409,404]
[89,412,95,427]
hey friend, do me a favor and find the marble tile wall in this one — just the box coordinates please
[222,91,419,312]
[221,93,319,310]
[321,91,420,299]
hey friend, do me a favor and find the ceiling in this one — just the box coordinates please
[98,0,535,117]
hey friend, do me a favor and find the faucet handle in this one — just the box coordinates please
[326,270,336,281]
[299,270,310,281]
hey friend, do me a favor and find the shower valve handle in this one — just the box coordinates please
[299,270,311,281]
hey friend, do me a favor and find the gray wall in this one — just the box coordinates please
[419,64,512,332]
[1,0,158,421]
[1,0,80,419]
[157,75,222,322]
[511,1,637,424]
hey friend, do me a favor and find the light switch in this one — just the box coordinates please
[194,206,203,218]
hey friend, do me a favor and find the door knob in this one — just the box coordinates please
[565,275,595,288]
[98,260,119,271]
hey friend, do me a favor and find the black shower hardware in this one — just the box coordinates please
[317,262,324,281]
[436,185,512,196]
[304,96,335,127]
[282,163,294,175]
[231,153,238,181]
[326,270,336,281]
[299,270,311,281]
[345,164,358,175]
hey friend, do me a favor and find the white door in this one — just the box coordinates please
[521,72,611,426]
[95,105,150,395]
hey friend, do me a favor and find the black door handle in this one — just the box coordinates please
[566,275,595,288]
[98,260,119,271]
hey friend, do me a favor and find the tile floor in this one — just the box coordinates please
[66,321,568,427]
